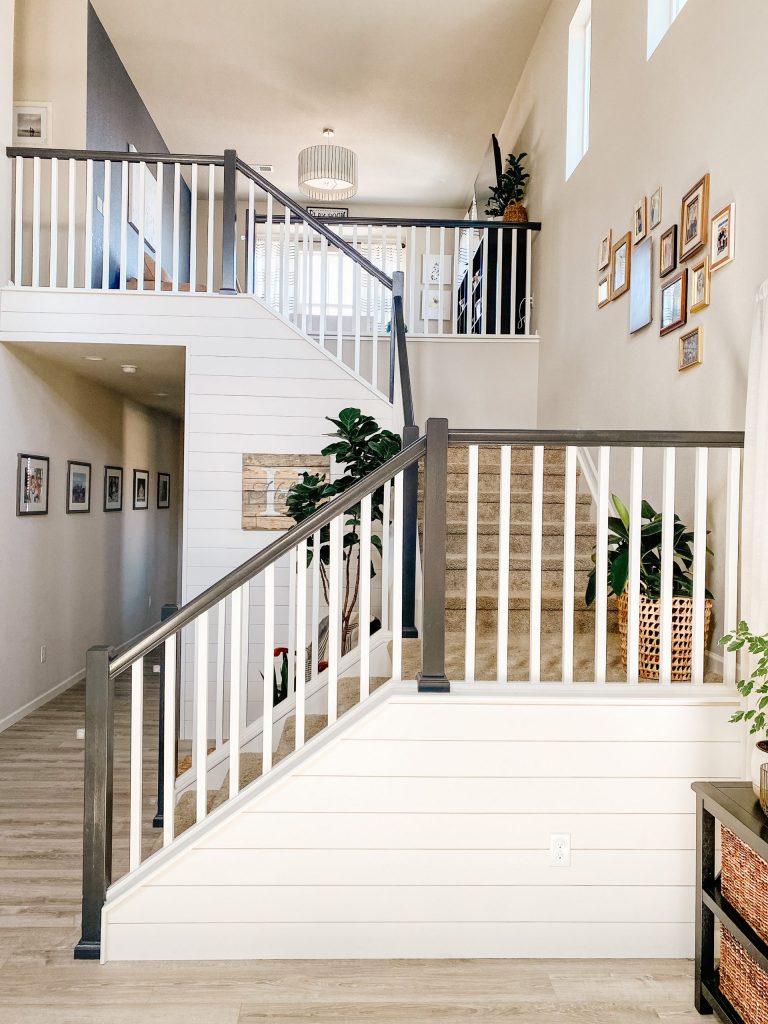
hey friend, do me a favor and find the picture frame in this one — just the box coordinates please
[598,230,612,271]
[650,187,663,230]
[66,461,92,514]
[660,270,688,336]
[17,453,49,516]
[157,472,171,509]
[689,256,710,314]
[104,466,123,512]
[133,469,150,510]
[710,203,735,271]
[660,225,678,278]
[12,102,52,147]
[680,173,710,261]
[679,326,703,371]
[629,237,653,334]
[421,288,447,321]
[633,197,648,245]
[597,276,611,308]
[610,232,632,299]
[421,254,453,286]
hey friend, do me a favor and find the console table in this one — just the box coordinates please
[693,781,768,1020]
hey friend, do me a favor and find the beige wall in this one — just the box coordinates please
[0,344,182,729]
[1,0,13,284]
[498,0,761,431]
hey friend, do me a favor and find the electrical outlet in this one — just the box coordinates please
[550,833,571,866]
[40,644,47,664]
[152,663,161,674]
[76,728,85,740]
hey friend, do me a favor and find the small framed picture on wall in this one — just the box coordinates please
[157,473,171,509]
[12,102,52,147]
[104,466,123,512]
[650,187,663,230]
[660,270,688,336]
[680,174,710,261]
[66,461,91,513]
[598,230,612,271]
[710,203,735,271]
[17,453,49,516]
[633,197,648,245]
[679,326,703,371]
[660,225,678,278]
[610,232,632,299]
[133,469,150,510]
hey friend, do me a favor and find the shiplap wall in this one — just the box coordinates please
[101,685,743,961]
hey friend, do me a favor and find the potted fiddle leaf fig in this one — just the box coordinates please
[485,152,530,222]
[585,495,713,681]
[719,623,768,800]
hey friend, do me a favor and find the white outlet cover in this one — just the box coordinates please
[76,728,85,740]
[550,832,571,866]
[153,664,161,674]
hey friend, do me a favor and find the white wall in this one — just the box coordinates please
[498,0,762,431]
[0,342,181,729]
[101,683,742,960]
[0,0,13,286]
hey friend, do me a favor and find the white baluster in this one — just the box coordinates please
[265,192,273,307]
[154,162,164,292]
[84,159,93,288]
[561,446,577,684]
[119,161,128,290]
[162,635,177,848]
[262,564,275,773]
[287,547,297,698]
[464,445,479,683]
[480,228,489,334]
[228,583,244,799]
[295,539,307,749]
[408,225,417,333]
[381,480,391,632]
[129,658,144,871]
[525,229,533,334]
[247,178,255,295]
[49,157,58,287]
[336,227,343,357]
[424,225,432,337]
[510,229,519,333]
[31,156,41,287]
[594,446,610,684]
[627,447,644,684]
[723,449,741,686]
[311,529,321,687]
[659,448,676,685]
[101,160,111,289]
[391,472,404,679]
[495,228,503,335]
[464,228,472,337]
[13,156,23,285]
[328,515,342,725]
[240,580,250,730]
[530,445,544,684]
[353,225,361,374]
[692,448,709,685]
[281,207,290,318]
[189,163,198,293]
[452,226,460,334]
[371,224,380,389]
[137,161,146,292]
[497,445,512,683]
[320,235,328,350]
[195,610,209,821]
[437,225,446,339]
[67,158,76,288]
[359,493,372,699]
[171,162,180,291]
[215,597,226,748]
[206,163,215,293]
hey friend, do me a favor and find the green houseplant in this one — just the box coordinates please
[485,152,530,222]
[285,408,401,655]
[585,495,713,680]
[720,622,768,798]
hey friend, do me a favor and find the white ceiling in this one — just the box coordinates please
[91,0,551,209]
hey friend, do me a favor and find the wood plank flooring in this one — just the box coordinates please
[0,675,704,1022]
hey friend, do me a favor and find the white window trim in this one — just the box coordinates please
[647,0,689,59]
[565,0,592,181]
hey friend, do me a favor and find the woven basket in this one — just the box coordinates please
[616,592,712,681]
[720,926,768,1024]
[721,827,768,942]
[503,202,528,223]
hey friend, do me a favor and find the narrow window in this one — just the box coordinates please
[565,0,592,180]
[647,0,689,59]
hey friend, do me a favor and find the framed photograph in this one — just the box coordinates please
[421,288,447,321]
[306,206,348,219]
[597,276,611,308]
[598,230,612,271]
[660,270,688,336]
[680,173,710,261]
[421,254,453,286]
[660,225,678,278]
[12,102,52,147]
[104,466,123,512]
[690,256,710,313]
[633,197,648,245]
[157,472,171,509]
[710,203,735,271]
[66,461,91,514]
[610,232,632,299]
[679,326,703,371]
[17,454,49,516]
[650,187,663,230]
[133,469,150,510]
[629,237,653,334]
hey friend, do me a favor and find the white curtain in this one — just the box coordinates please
[741,279,768,630]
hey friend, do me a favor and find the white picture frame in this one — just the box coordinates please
[421,288,447,321]
[12,103,52,147]
[421,254,453,286]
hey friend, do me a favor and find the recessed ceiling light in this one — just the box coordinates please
[83,355,105,362]
[121,364,138,374]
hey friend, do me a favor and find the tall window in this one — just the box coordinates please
[565,0,592,180]
[647,0,689,58]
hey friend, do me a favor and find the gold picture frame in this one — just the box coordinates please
[598,230,612,271]
[598,276,611,308]
[710,203,735,271]
[679,326,703,371]
[690,256,710,313]
[680,173,710,261]
[610,232,632,299]
[660,225,678,278]
[633,197,648,245]
[650,187,662,230]
[660,269,687,336]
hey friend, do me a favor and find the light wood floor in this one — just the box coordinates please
[0,676,705,1023]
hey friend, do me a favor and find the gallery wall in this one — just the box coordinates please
[0,344,182,731]
[497,0,760,432]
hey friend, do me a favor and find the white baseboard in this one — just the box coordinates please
[0,667,84,734]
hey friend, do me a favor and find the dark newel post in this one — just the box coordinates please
[74,645,113,960]
[153,604,179,829]
[417,418,450,692]
[694,795,715,1014]
[401,423,419,640]
[220,149,237,295]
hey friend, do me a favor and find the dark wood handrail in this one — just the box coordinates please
[448,429,745,448]
[250,213,543,231]
[6,146,224,165]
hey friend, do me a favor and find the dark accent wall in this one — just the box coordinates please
[86,4,190,287]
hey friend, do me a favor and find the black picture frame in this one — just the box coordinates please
[133,469,149,510]
[157,472,171,509]
[17,453,50,516]
[66,460,92,514]
[103,465,123,512]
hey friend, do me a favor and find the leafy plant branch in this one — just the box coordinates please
[720,622,768,739]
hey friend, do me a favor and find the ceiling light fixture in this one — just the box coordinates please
[298,128,357,201]
[121,364,138,374]
[83,355,105,362]
[154,392,168,398]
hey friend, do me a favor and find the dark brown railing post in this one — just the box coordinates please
[74,645,113,959]
[221,149,237,295]
[417,418,450,692]
[152,603,179,829]
[402,423,419,639]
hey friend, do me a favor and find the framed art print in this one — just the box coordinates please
[12,102,52,147]
[598,276,611,308]
[679,326,703,371]
[690,256,710,313]
[629,238,653,334]
[610,232,632,299]
[633,197,648,245]
[661,270,688,336]
[680,173,710,261]
[598,230,612,271]
[650,187,662,230]
[17,453,49,516]
[710,203,735,271]
[133,469,149,510]
[104,466,123,512]
[660,225,678,278]
[157,472,171,509]
[66,461,91,513]
[421,254,453,286]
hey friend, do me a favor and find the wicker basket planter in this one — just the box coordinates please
[503,201,528,223]
[720,926,768,1024]
[616,592,712,681]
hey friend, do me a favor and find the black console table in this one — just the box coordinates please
[693,781,768,1020]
